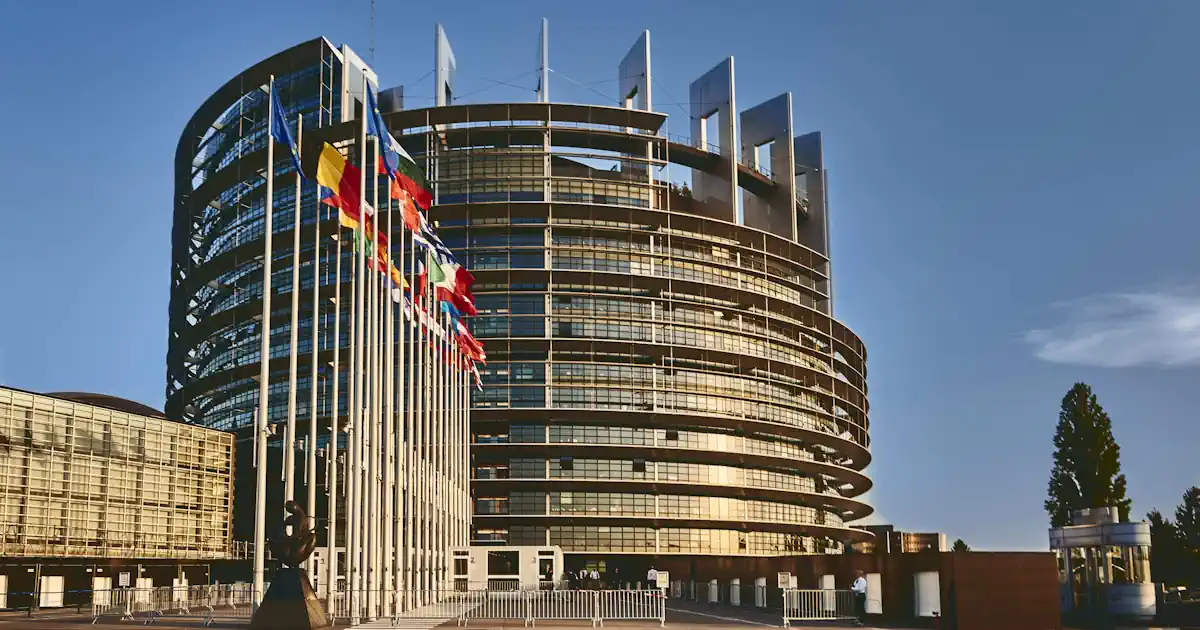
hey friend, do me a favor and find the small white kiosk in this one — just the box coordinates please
[451,546,564,590]
[1049,506,1155,620]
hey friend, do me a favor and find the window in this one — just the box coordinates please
[487,551,520,576]
[559,457,573,471]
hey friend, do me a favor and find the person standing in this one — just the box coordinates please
[646,566,658,590]
[851,570,868,626]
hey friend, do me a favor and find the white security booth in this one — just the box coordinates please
[1049,506,1155,620]
[451,546,564,590]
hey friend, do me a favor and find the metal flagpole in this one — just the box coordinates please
[382,171,395,615]
[417,256,427,600]
[345,227,359,624]
[350,73,369,625]
[462,345,467,549]
[437,309,447,585]
[420,252,431,597]
[394,200,406,608]
[252,75,277,606]
[405,236,416,606]
[426,258,437,589]
[457,348,463,549]
[445,328,453,559]
[363,179,373,621]
[299,114,320,580]
[326,226,342,603]
[368,135,382,619]
[454,340,463,550]
[284,110,303,513]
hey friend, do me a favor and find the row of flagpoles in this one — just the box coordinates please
[251,74,486,620]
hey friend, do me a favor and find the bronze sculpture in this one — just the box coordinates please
[249,500,330,630]
[269,500,317,568]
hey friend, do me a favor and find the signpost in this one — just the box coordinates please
[777,572,791,589]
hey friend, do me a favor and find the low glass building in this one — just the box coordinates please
[0,386,236,607]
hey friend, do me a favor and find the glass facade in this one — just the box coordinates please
[171,39,873,560]
[382,102,873,557]
[169,43,474,597]
[0,387,234,559]
[169,39,345,433]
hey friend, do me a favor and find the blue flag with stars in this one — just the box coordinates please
[270,86,302,176]
[365,85,400,181]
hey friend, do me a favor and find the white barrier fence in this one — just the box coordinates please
[91,584,256,626]
[781,588,856,627]
[332,588,666,627]
[86,586,663,627]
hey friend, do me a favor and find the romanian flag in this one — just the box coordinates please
[314,143,366,229]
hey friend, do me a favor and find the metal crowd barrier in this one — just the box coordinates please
[327,588,665,627]
[781,588,855,627]
[90,584,257,625]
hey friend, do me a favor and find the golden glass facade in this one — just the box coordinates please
[0,388,234,559]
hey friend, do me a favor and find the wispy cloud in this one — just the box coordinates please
[1024,288,1200,368]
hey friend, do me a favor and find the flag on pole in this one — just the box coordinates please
[470,362,483,391]
[414,257,427,303]
[315,143,363,219]
[454,319,487,364]
[439,300,462,319]
[434,260,477,317]
[270,86,302,175]
[398,189,423,233]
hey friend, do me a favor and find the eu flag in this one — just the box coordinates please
[365,86,400,180]
[270,86,302,175]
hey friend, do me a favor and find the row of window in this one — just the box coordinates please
[476,458,838,496]
[480,424,844,467]
[470,384,851,441]
[457,228,825,295]
[559,363,828,411]
[475,491,842,527]
[477,525,833,555]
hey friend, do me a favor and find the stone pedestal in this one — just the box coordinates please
[249,568,331,630]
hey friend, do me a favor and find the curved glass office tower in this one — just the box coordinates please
[170,29,873,574]
[384,30,873,569]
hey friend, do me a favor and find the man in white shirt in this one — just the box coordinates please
[646,566,658,589]
[850,570,868,626]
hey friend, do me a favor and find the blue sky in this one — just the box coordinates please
[1,0,1198,551]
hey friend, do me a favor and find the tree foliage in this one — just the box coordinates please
[1148,509,1183,586]
[1175,487,1200,551]
[1045,383,1130,528]
[951,538,971,552]
[1148,488,1200,587]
